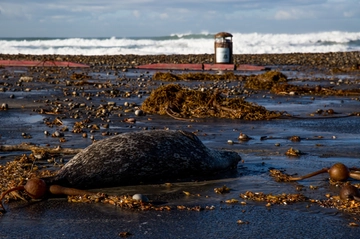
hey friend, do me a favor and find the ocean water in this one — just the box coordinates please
[1,31,360,55]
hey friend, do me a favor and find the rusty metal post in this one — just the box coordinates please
[214,32,233,64]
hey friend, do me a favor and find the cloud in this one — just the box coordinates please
[133,10,140,18]
[273,9,313,20]
[0,0,359,37]
[343,11,354,18]
[160,13,169,19]
[274,10,296,20]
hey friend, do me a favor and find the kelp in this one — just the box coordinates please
[141,84,281,120]
[152,72,240,82]
[245,70,360,96]
[245,70,287,90]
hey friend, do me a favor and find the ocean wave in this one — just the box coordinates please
[1,31,360,55]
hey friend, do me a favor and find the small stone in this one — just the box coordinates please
[52,131,64,137]
[132,194,149,202]
[1,103,8,110]
[134,109,143,116]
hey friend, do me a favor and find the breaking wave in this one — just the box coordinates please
[1,31,360,55]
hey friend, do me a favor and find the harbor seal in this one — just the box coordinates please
[47,130,241,189]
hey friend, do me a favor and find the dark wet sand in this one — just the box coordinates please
[1,53,360,238]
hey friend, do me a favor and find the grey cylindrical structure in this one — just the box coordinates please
[214,32,233,64]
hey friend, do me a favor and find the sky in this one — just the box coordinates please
[0,0,359,38]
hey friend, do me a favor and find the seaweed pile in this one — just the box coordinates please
[245,70,360,96]
[267,165,360,215]
[152,72,240,82]
[245,71,287,90]
[153,71,360,97]
[141,84,282,120]
[240,191,307,205]
[0,154,56,211]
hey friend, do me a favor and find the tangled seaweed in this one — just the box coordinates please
[152,72,240,82]
[240,189,360,216]
[68,193,207,212]
[317,183,360,215]
[245,70,360,96]
[141,84,282,120]
[245,71,287,90]
[0,154,56,209]
[153,71,360,97]
[269,169,292,182]
[240,191,307,205]
[68,193,173,211]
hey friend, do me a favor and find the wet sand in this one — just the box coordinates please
[1,53,360,238]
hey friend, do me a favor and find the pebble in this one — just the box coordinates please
[132,194,149,202]
[1,103,8,110]
[53,131,64,137]
[135,109,143,116]
[227,140,234,145]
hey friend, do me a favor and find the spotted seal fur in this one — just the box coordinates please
[47,130,241,189]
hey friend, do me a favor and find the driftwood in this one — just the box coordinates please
[0,143,82,155]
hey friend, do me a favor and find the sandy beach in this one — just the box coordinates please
[1,52,360,238]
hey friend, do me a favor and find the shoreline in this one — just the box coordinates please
[1,51,360,68]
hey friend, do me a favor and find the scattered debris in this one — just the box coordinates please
[214,185,230,194]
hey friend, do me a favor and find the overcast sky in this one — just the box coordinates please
[0,0,359,38]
